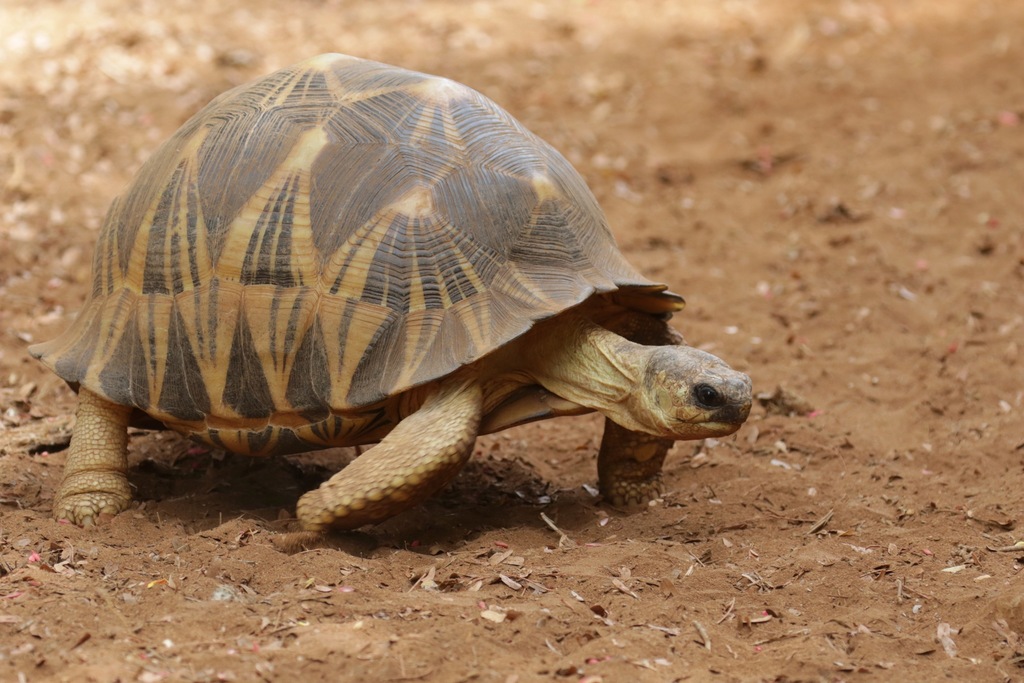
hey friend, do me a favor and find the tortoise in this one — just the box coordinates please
[31,54,752,531]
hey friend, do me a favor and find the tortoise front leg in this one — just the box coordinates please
[296,379,483,531]
[597,312,681,505]
[54,388,133,525]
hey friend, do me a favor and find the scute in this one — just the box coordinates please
[156,307,211,421]
[285,318,331,421]
[29,53,680,436]
[432,166,537,257]
[222,309,275,419]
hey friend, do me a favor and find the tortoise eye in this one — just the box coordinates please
[693,383,725,409]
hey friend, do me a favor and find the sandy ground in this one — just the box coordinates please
[1,0,1023,681]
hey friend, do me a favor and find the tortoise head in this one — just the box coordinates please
[631,346,752,439]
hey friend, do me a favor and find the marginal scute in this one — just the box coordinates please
[286,318,331,420]
[97,309,150,410]
[29,53,679,452]
[157,306,211,421]
[246,426,276,455]
[51,306,102,385]
[223,309,274,418]
[346,311,406,406]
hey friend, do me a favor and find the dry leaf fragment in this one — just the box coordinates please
[693,620,711,650]
[413,566,438,591]
[480,609,506,624]
[806,509,834,535]
[936,623,958,658]
[590,604,614,626]
[628,657,672,670]
[741,611,774,627]
[489,549,514,566]
[611,578,639,599]
[498,574,523,591]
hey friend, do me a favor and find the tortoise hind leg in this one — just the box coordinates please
[597,312,681,505]
[296,379,483,531]
[54,388,133,525]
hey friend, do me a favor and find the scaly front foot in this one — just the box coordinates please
[54,389,132,525]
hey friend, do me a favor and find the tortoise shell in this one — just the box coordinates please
[31,54,680,452]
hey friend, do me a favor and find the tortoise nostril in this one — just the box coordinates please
[693,383,725,409]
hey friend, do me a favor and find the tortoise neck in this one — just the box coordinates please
[514,312,650,431]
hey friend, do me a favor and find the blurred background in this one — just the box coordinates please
[1,1,1022,680]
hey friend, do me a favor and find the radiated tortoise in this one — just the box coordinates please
[31,54,752,531]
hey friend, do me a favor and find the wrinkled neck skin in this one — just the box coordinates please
[491,312,654,433]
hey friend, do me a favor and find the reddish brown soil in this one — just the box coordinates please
[2,1,1023,681]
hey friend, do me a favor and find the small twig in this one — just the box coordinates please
[739,571,775,592]
[806,509,835,535]
[70,633,91,650]
[754,505,816,525]
[693,620,711,651]
[716,598,736,624]
[409,565,437,591]
[754,628,810,646]
[611,578,639,599]
[986,544,1024,553]
[647,624,681,636]
[899,580,935,601]
[540,512,576,549]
